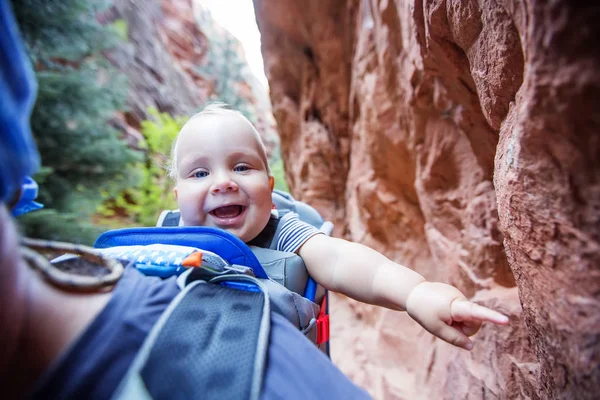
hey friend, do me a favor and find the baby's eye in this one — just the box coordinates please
[193,170,209,178]
[234,165,250,172]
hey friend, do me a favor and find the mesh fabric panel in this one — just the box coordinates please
[140,284,265,399]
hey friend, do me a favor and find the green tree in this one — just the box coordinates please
[12,0,141,243]
[100,109,183,227]
[269,154,289,192]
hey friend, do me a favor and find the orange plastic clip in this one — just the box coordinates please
[182,251,203,267]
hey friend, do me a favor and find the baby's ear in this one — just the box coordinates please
[269,176,275,192]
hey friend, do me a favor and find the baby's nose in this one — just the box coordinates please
[210,175,239,194]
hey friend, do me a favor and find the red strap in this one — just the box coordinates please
[316,295,330,345]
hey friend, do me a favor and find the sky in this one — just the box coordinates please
[198,0,268,88]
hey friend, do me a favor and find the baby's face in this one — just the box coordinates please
[174,114,273,242]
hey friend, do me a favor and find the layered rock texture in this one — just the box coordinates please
[254,0,599,398]
[102,0,208,141]
[103,0,276,151]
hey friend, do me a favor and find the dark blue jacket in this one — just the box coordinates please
[32,266,371,399]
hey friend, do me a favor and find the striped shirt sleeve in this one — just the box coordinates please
[275,212,323,253]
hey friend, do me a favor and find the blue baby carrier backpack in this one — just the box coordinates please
[91,190,332,400]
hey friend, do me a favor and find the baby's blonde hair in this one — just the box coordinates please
[168,103,271,180]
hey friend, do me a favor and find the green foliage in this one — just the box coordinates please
[269,158,289,192]
[111,19,128,41]
[31,63,140,214]
[17,209,107,245]
[13,0,117,64]
[12,0,141,244]
[99,109,184,226]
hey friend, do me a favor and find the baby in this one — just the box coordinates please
[169,104,509,350]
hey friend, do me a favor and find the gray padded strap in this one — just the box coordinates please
[112,278,270,400]
[156,210,181,227]
[249,246,308,296]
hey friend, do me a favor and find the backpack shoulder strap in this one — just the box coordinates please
[247,210,291,250]
[156,210,181,227]
[112,276,270,400]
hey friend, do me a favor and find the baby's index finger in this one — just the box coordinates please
[451,300,510,325]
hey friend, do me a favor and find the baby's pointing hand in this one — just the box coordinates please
[405,282,509,350]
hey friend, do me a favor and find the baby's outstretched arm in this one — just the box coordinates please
[299,235,508,350]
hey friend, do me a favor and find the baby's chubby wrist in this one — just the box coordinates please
[405,281,431,319]
[371,260,426,310]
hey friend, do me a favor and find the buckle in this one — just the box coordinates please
[316,295,329,345]
[316,314,330,345]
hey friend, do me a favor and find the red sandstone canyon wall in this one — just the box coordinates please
[103,0,277,151]
[253,1,599,398]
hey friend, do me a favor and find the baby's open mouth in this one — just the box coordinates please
[210,205,246,219]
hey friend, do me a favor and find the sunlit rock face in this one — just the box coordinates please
[254,0,599,398]
[101,0,209,139]
[102,0,277,153]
